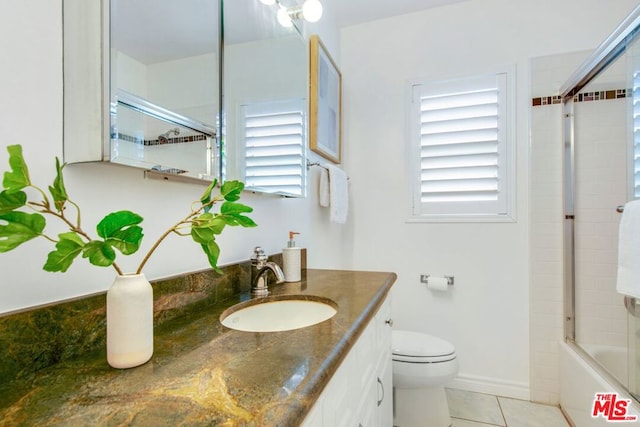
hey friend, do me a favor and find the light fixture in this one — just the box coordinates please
[269,0,323,27]
[277,5,294,28]
[301,0,322,23]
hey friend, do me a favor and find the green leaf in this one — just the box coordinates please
[207,216,228,233]
[200,179,218,213]
[96,210,143,239]
[231,214,257,228]
[43,232,84,272]
[220,180,244,202]
[200,239,222,273]
[216,214,239,226]
[221,201,253,215]
[48,157,69,212]
[81,241,116,267]
[191,213,227,244]
[219,202,257,228]
[0,211,45,252]
[3,145,31,192]
[193,213,226,233]
[0,190,27,214]
[105,225,143,255]
[191,224,215,244]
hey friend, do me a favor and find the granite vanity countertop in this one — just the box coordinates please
[0,269,396,426]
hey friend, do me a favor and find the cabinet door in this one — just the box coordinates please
[354,317,378,391]
[374,298,393,426]
[322,349,357,426]
[301,295,393,427]
[355,377,377,427]
[376,354,393,426]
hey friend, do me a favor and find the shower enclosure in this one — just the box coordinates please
[561,4,640,418]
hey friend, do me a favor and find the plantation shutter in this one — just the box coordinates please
[411,72,511,219]
[241,99,306,197]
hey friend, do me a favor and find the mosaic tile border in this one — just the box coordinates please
[113,132,208,146]
[532,88,629,106]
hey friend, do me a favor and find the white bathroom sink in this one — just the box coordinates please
[220,296,337,332]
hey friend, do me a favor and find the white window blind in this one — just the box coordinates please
[241,99,306,197]
[410,71,513,221]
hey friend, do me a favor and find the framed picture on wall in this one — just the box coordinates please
[309,35,342,164]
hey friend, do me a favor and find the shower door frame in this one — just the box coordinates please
[560,3,640,394]
[561,4,640,341]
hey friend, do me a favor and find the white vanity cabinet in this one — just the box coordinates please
[302,297,393,426]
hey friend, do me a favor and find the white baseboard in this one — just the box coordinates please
[447,373,530,401]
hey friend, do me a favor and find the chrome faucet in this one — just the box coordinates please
[251,247,285,296]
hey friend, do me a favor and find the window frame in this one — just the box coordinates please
[407,67,516,223]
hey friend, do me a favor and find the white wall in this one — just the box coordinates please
[3,0,639,404]
[0,0,346,313]
[340,0,639,400]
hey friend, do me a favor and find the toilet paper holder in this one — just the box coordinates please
[420,274,454,286]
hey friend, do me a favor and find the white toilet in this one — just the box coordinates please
[392,330,459,427]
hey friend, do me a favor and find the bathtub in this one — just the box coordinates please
[560,341,640,426]
[581,344,628,388]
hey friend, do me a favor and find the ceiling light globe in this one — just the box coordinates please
[302,0,323,22]
[277,7,293,27]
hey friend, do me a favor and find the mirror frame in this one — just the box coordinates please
[63,0,109,164]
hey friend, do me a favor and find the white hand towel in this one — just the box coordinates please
[319,168,330,208]
[617,199,640,299]
[325,164,349,224]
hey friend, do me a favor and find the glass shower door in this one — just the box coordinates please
[561,3,640,404]
[572,46,630,391]
[627,30,640,400]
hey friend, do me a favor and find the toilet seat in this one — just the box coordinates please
[392,330,456,363]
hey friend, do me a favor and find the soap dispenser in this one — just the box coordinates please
[283,231,301,282]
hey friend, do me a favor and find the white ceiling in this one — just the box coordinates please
[112,0,466,64]
[112,0,219,64]
[324,0,467,28]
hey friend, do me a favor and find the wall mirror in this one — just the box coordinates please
[222,0,308,198]
[63,0,220,183]
[109,0,220,182]
[63,0,307,194]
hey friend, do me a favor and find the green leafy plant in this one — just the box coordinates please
[0,144,256,275]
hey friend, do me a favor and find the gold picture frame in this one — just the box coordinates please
[309,35,342,164]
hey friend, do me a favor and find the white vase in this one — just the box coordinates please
[106,273,154,369]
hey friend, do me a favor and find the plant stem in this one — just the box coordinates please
[33,186,51,211]
[135,196,223,274]
[112,262,123,275]
[69,199,82,229]
[28,195,124,275]
[135,222,183,275]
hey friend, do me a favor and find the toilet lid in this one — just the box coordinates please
[392,330,455,358]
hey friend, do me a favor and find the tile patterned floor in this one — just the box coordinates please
[446,389,571,427]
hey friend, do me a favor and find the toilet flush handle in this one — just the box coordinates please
[385,318,393,327]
